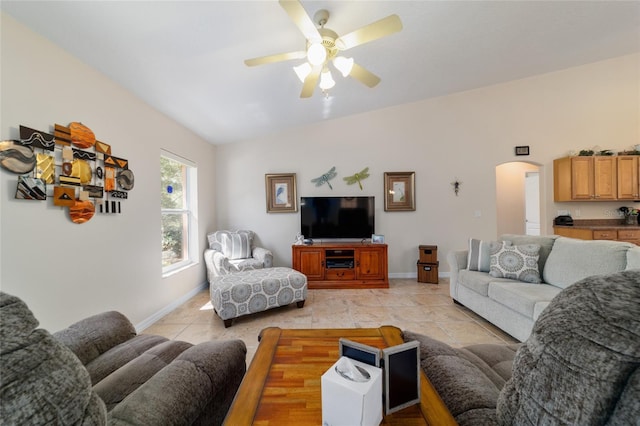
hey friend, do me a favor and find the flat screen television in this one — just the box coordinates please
[300,196,374,240]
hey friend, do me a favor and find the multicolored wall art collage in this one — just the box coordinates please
[0,122,134,224]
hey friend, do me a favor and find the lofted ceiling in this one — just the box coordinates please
[2,1,639,145]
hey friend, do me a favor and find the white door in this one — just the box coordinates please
[525,172,540,235]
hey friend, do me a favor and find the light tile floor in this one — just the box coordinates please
[143,278,519,363]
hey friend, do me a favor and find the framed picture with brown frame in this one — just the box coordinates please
[265,173,297,213]
[384,172,415,211]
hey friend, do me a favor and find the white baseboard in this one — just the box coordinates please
[135,281,208,332]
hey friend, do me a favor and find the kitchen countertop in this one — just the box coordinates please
[553,219,640,230]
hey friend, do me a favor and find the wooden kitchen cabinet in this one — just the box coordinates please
[617,228,640,245]
[617,156,639,200]
[554,156,617,201]
[292,243,388,289]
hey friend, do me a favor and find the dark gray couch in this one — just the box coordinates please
[404,269,640,425]
[0,291,247,425]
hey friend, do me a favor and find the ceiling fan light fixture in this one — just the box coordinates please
[319,69,335,90]
[293,62,312,82]
[307,42,327,66]
[333,56,354,77]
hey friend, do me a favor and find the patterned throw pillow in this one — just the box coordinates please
[489,242,541,283]
[467,238,504,272]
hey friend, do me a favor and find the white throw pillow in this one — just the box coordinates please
[220,231,252,260]
[490,242,541,283]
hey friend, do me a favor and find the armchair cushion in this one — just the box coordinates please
[208,230,254,259]
[205,230,273,279]
[220,231,253,260]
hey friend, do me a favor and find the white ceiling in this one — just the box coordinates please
[2,1,639,145]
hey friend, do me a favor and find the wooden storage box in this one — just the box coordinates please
[418,245,438,263]
[417,261,439,284]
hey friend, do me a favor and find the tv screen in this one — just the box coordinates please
[300,196,374,239]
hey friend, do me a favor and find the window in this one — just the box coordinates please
[161,151,198,275]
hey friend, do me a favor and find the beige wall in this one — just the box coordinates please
[216,53,639,276]
[0,13,217,331]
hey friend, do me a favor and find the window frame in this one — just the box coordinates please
[161,150,198,276]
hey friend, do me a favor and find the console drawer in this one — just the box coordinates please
[325,269,356,280]
[593,230,617,240]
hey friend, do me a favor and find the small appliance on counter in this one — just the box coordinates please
[554,215,574,226]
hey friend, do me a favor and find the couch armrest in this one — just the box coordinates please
[54,311,136,366]
[108,339,247,426]
[204,249,232,282]
[447,250,468,301]
[253,247,273,268]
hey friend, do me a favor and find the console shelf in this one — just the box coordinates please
[292,242,388,289]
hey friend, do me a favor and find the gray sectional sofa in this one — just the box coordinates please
[448,234,640,341]
[0,291,247,425]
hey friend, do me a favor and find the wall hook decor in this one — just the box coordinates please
[343,167,369,190]
[311,166,337,190]
[451,178,462,196]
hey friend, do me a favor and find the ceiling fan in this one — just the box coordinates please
[244,0,402,98]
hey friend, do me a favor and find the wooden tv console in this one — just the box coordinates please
[292,242,388,289]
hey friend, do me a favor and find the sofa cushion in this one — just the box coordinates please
[542,237,633,288]
[94,340,193,410]
[499,234,558,274]
[497,270,640,425]
[53,310,136,366]
[458,269,516,297]
[467,238,503,272]
[0,292,107,425]
[488,282,561,319]
[532,301,550,321]
[626,246,640,270]
[489,242,542,283]
[85,334,169,384]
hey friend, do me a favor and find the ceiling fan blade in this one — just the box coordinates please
[244,51,306,67]
[279,0,322,42]
[335,14,402,51]
[300,66,321,98]
[349,63,381,88]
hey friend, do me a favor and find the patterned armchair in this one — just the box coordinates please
[204,230,273,282]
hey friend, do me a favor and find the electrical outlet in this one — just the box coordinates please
[574,209,581,217]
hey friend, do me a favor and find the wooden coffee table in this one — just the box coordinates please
[223,326,457,425]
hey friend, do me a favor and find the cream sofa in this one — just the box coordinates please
[448,234,640,342]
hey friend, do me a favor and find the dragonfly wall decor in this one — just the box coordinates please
[311,166,337,190]
[343,167,370,190]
